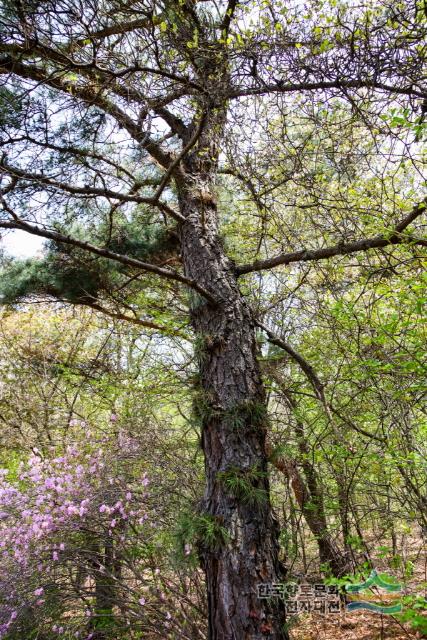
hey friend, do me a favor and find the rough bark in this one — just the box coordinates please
[178,176,288,638]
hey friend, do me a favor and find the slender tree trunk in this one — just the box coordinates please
[178,176,288,638]
[294,429,348,577]
[272,387,348,576]
[270,450,347,577]
[88,538,116,639]
[337,478,351,552]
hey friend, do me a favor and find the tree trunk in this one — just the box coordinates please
[88,537,116,639]
[271,387,348,577]
[293,417,349,578]
[271,451,348,578]
[337,478,351,552]
[178,178,288,639]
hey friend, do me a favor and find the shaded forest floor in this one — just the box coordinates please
[291,535,427,639]
[292,611,423,640]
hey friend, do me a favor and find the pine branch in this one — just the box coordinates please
[0,158,184,223]
[0,216,217,304]
[0,56,174,171]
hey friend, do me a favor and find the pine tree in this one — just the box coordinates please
[0,1,425,637]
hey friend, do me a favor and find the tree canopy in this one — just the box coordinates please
[0,0,426,638]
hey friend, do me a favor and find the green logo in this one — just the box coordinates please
[346,570,402,614]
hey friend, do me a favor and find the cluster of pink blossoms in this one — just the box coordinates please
[0,424,150,639]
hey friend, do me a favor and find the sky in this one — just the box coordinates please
[1,230,45,258]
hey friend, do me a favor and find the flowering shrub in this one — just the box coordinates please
[0,423,151,639]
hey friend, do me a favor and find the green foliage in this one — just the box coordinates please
[398,595,427,634]
[105,222,179,262]
[0,87,23,129]
[268,443,291,464]
[0,254,110,304]
[0,222,178,306]
[192,392,268,435]
[193,333,209,365]
[192,388,215,428]
[91,609,118,633]
[175,509,229,557]
[279,528,298,560]
[217,465,268,506]
[223,400,268,432]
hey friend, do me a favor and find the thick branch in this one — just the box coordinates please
[229,79,427,100]
[237,199,427,275]
[256,320,326,401]
[0,218,217,304]
[152,109,208,201]
[221,0,240,34]
[0,56,174,170]
[71,16,160,47]
[154,106,189,140]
